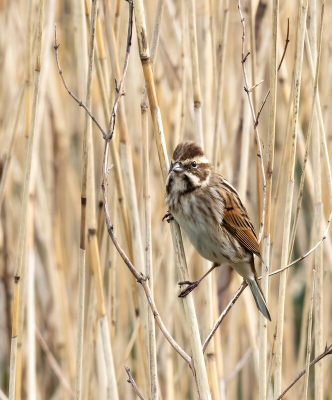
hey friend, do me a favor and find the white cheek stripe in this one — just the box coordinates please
[185,172,200,186]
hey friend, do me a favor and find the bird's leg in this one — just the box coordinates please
[178,263,219,298]
[162,211,174,223]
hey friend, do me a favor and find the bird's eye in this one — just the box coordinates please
[192,161,197,168]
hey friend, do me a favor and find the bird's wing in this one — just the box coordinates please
[216,177,262,258]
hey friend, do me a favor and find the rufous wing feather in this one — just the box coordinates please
[220,188,262,258]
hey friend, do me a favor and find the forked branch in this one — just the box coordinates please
[54,0,192,371]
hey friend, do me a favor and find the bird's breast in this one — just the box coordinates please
[168,193,249,264]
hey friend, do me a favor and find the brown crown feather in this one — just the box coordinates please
[172,141,204,162]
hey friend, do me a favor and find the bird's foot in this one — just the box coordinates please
[162,211,174,223]
[178,280,200,297]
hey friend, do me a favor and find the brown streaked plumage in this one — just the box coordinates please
[165,141,271,321]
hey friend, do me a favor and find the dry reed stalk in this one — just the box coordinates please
[72,0,98,397]
[212,0,229,167]
[259,1,278,399]
[186,0,203,147]
[26,198,36,400]
[132,0,211,397]
[35,327,74,398]
[140,2,165,398]
[84,2,119,397]
[88,231,119,400]
[96,326,108,399]
[24,0,33,140]
[294,226,315,381]
[288,5,324,259]
[310,4,324,399]
[8,0,44,398]
[301,269,315,400]
[304,38,332,210]
[93,34,131,253]
[100,0,192,377]
[101,0,133,252]
[82,276,98,400]
[103,4,150,385]
[273,1,309,395]
[186,0,218,395]
[248,0,263,228]
[0,90,24,212]
[73,0,88,101]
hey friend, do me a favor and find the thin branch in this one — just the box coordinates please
[125,367,147,400]
[276,344,332,399]
[255,17,291,128]
[99,0,192,367]
[202,281,247,353]
[255,89,270,129]
[238,0,266,243]
[226,348,252,382]
[277,18,290,72]
[247,79,264,92]
[35,327,74,398]
[268,211,332,277]
[105,0,134,140]
[54,24,106,138]
[202,211,331,350]
[54,0,192,371]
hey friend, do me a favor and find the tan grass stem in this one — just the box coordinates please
[8,0,44,398]
[132,0,211,397]
[140,1,165,398]
[274,0,309,395]
[301,269,315,399]
[259,1,278,399]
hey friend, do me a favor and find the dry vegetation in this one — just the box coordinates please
[0,0,332,399]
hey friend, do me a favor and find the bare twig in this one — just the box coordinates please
[35,327,74,398]
[54,25,106,138]
[238,0,266,243]
[247,79,264,92]
[277,18,290,72]
[302,269,315,400]
[125,367,147,400]
[268,211,332,277]
[105,0,134,140]
[54,0,192,375]
[203,211,331,351]
[255,17,290,128]
[276,344,332,399]
[202,281,247,353]
[226,348,252,382]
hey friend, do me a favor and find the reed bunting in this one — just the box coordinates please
[165,141,271,321]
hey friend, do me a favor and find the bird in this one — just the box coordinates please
[164,141,271,321]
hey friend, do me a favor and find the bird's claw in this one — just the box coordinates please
[178,280,200,297]
[162,211,174,223]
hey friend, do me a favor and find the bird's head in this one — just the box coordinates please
[166,141,211,195]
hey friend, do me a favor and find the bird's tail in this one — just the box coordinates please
[248,278,271,321]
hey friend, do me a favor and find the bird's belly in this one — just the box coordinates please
[173,212,241,264]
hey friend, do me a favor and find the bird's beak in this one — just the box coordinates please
[172,162,184,173]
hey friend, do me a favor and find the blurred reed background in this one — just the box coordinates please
[0,0,332,399]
